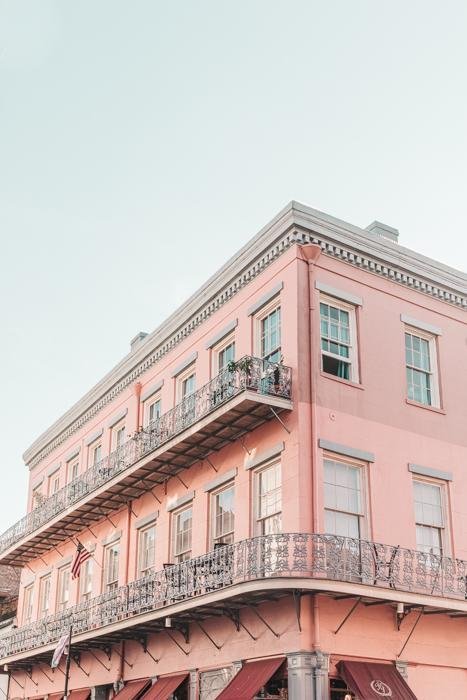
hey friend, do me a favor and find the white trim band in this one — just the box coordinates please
[247,282,283,316]
[400,314,442,336]
[203,469,237,493]
[205,320,238,349]
[141,380,164,403]
[171,353,198,378]
[244,442,285,470]
[167,491,194,512]
[315,281,363,306]
[319,439,375,463]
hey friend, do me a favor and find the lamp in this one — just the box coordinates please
[396,602,407,630]
[164,617,172,628]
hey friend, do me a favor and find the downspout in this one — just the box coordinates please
[119,503,133,683]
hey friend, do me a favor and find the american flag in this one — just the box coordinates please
[51,631,69,668]
[71,542,91,579]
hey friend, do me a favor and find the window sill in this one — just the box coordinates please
[320,372,364,390]
[405,399,446,415]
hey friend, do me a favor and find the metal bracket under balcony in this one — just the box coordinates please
[0,358,292,566]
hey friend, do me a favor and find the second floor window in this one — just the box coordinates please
[68,460,79,482]
[256,462,282,535]
[103,542,120,591]
[405,329,439,407]
[57,567,70,611]
[181,373,196,399]
[260,306,281,363]
[217,340,235,373]
[113,424,126,450]
[80,558,93,601]
[48,472,60,496]
[324,458,363,539]
[146,397,161,426]
[138,524,156,576]
[413,480,444,556]
[173,506,192,563]
[38,575,51,618]
[89,442,102,468]
[320,297,358,382]
[22,584,34,625]
[212,484,235,546]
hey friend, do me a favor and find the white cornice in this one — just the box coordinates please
[24,201,466,469]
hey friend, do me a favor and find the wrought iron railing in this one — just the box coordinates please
[2,533,467,660]
[0,357,291,558]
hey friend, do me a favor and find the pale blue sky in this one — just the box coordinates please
[0,1,466,531]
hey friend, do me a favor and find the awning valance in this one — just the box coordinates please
[140,674,188,700]
[112,679,151,700]
[216,657,285,700]
[337,661,418,700]
[68,690,90,700]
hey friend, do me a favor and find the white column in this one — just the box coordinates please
[188,670,198,700]
[287,651,329,700]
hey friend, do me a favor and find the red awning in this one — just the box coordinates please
[68,690,90,700]
[48,693,63,700]
[140,674,188,700]
[338,661,418,700]
[113,679,151,700]
[216,657,285,700]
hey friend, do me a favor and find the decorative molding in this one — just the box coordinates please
[65,446,80,463]
[244,442,285,470]
[46,463,61,477]
[140,380,164,403]
[84,429,104,447]
[400,313,443,336]
[101,530,121,547]
[203,469,237,493]
[205,319,238,349]
[25,202,466,470]
[106,408,128,429]
[166,491,194,513]
[170,352,198,378]
[315,280,363,306]
[57,556,73,569]
[408,463,453,482]
[319,438,376,463]
[247,282,283,316]
[135,512,159,530]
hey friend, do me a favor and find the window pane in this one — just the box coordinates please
[214,486,235,543]
[261,307,281,362]
[413,482,443,527]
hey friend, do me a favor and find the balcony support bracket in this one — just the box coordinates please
[165,629,190,656]
[105,515,118,529]
[248,606,280,638]
[72,654,90,678]
[175,474,189,490]
[37,664,54,683]
[270,407,291,434]
[223,608,240,631]
[173,621,190,644]
[25,667,38,687]
[334,596,361,635]
[195,621,222,650]
[87,650,111,672]
[205,456,218,473]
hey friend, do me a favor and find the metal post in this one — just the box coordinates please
[63,625,73,700]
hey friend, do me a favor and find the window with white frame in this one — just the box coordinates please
[405,328,439,407]
[258,304,281,363]
[255,461,282,535]
[80,558,93,601]
[215,337,236,374]
[180,371,196,400]
[68,459,79,483]
[324,458,364,538]
[103,541,120,591]
[89,441,103,467]
[320,296,358,382]
[413,480,445,556]
[22,584,34,625]
[48,471,60,496]
[56,566,70,611]
[32,483,44,510]
[211,484,235,546]
[38,574,51,618]
[112,423,126,450]
[145,396,161,426]
[138,523,156,576]
[172,505,192,562]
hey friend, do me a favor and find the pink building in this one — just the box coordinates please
[0,202,466,700]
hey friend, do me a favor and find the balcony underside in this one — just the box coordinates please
[1,392,292,567]
[5,575,467,670]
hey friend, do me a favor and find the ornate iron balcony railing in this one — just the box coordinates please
[0,357,292,557]
[2,533,467,660]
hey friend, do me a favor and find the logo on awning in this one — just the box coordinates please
[370,680,393,696]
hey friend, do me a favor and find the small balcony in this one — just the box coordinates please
[0,357,292,566]
[3,533,467,668]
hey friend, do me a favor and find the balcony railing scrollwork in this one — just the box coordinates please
[0,357,292,557]
[2,533,467,660]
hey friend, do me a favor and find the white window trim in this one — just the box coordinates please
[102,541,120,591]
[177,365,196,403]
[56,566,71,612]
[210,482,235,548]
[255,298,281,361]
[111,420,126,450]
[38,574,51,617]
[144,393,162,427]
[22,584,34,625]
[88,439,103,468]
[323,453,369,540]
[412,476,450,556]
[404,325,440,408]
[212,333,236,377]
[137,522,157,577]
[171,504,193,563]
[320,294,359,383]
[80,558,93,601]
[253,458,282,537]
[67,458,80,483]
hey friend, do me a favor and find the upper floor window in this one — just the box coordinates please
[103,541,120,591]
[258,305,281,363]
[89,441,103,468]
[80,558,93,601]
[32,483,45,510]
[211,484,235,547]
[180,372,196,400]
[172,505,192,563]
[145,396,161,427]
[138,523,156,576]
[48,471,60,496]
[216,337,236,374]
[112,423,126,450]
[56,566,70,611]
[22,584,34,625]
[68,459,79,483]
[324,457,364,539]
[255,461,282,535]
[413,480,445,556]
[320,297,358,382]
[38,574,51,618]
[405,329,439,407]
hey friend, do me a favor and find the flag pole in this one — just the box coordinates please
[63,625,73,700]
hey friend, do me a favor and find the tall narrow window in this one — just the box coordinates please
[181,373,196,399]
[173,506,192,563]
[80,558,93,601]
[260,307,281,363]
[324,458,363,538]
[48,472,60,496]
[138,524,156,576]
[256,462,282,535]
[217,340,235,373]
[113,424,126,450]
[405,329,439,407]
[413,481,444,556]
[38,575,51,618]
[68,460,79,483]
[212,484,235,546]
[320,297,358,381]
[103,542,120,591]
[57,567,70,611]
[89,442,102,467]
[22,584,34,625]
[146,397,161,426]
